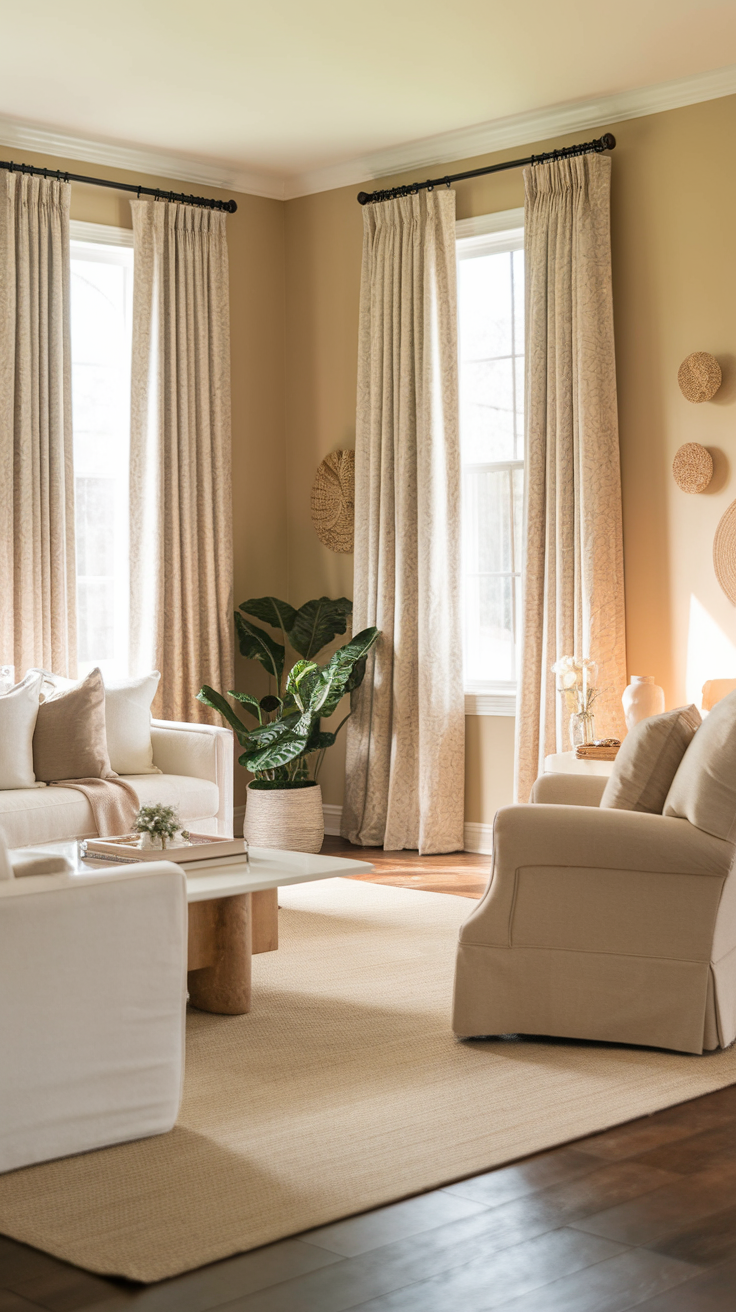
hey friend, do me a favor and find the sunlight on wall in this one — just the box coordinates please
[686,595,736,707]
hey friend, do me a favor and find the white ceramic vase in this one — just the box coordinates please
[243,782,324,853]
[622,676,665,731]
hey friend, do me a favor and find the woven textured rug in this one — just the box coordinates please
[2,876,736,1282]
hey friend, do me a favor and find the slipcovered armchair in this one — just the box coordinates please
[0,849,187,1173]
[452,765,736,1055]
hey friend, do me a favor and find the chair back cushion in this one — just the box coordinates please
[664,691,736,840]
[600,705,701,813]
[33,667,112,783]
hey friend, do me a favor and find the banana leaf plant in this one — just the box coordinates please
[198,595,379,788]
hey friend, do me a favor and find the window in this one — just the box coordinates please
[457,211,524,715]
[69,224,134,680]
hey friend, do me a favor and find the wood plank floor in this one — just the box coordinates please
[2,843,736,1310]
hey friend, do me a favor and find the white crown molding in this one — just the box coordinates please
[1,62,734,205]
[0,116,286,201]
[284,63,736,199]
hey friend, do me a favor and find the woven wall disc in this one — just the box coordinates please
[678,352,722,403]
[310,450,355,553]
[672,442,713,494]
[714,499,736,604]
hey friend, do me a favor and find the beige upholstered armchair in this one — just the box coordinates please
[452,761,736,1056]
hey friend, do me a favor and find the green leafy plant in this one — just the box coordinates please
[199,596,379,787]
[133,803,188,849]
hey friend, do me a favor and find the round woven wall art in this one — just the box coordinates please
[310,449,355,553]
[714,499,736,605]
[672,442,713,494]
[678,352,722,403]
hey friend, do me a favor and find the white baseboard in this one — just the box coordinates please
[236,798,492,854]
[322,803,344,836]
[323,803,493,855]
[462,822,494,856]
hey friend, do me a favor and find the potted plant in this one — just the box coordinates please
[199,596,379,852]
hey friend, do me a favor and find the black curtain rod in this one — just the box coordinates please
[356,132,616,205]
[0,159,237,213]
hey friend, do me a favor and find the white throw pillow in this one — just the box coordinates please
[103,673,161,775]
[0,671,44,789]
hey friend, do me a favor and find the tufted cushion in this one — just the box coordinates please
[600,705,701,814]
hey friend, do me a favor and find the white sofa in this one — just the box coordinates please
[0,856,187,1173]
[0,718,234,847]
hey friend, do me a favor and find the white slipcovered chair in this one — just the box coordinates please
[453,698,736,1055]
[0,845,187,1173]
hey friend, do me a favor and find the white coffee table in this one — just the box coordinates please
[181,847,373,1016]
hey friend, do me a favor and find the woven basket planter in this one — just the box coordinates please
[243,782,324,853]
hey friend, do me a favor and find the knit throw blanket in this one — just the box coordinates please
[50,775,139,836]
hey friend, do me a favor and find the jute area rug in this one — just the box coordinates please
[2,877,736,1283]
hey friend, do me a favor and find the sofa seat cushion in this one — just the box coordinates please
[0,774,219,848]
[118,774,219,823]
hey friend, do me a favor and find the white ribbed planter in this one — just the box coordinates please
[243,783,324,853]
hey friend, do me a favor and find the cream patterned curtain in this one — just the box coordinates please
[129,200,233,723]
[0,172,76,678]
[515,154,627,801]
[341,189,465,855]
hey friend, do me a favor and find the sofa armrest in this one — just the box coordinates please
[150,719,234,837]
[531,773,607,807]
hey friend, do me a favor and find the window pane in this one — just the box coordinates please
[70,242,133,679]
[463,574,517,685]
[458,230,525,693]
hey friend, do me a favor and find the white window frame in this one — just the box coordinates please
[457,208,524,717]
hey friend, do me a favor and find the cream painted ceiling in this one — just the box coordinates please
[2,0,736,185]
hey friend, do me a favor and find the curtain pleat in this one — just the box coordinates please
[515,154,627,802]
[129,200,233,723]
[0,172,76,678]
[341,189,464,855]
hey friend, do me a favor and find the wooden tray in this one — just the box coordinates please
[84,833,246,864]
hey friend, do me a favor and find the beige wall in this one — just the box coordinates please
[16,91,736,833]
[283,93,736,825]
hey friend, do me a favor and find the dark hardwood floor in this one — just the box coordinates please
[2,844,736,1311]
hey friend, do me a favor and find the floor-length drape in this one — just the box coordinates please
[129,200,233,723]
[0,173,76,678]
[515,154,627,802]
[341,190,464,855]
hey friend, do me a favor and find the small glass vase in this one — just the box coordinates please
[569,711,596,750]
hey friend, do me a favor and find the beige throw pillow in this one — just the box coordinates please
[664,690,736,841]
[600,704,701,814]
[32,668,112,783]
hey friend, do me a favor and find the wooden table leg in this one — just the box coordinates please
[252,887,279,954]
[187,893,252,1015]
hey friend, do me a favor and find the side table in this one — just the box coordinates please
[544,751,615,779]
